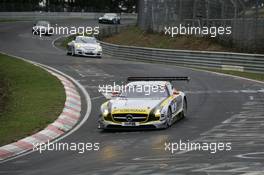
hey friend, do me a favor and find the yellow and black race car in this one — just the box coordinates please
[98,77,189,130]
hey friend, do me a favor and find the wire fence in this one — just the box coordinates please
[138,0,264,53]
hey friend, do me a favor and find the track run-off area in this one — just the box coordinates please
[0,19,264,175]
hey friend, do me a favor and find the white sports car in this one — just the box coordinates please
[98,13,121,24]
[98,77,189,130]
[67,36,102,57]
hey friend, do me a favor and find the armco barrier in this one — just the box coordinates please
[0,12,137,20]
[100,42,264,74]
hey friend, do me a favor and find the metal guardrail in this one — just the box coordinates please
[0,12,137,20]
[49,15,263,74]
[100,42,264,74]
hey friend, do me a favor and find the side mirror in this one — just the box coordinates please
[111,91,120,97]
[102,91,120,100]
[173,90,180,95]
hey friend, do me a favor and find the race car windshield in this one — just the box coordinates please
[36,21,49,27]
[75,37,97,44]
[104,14,116,18]
[120,85,169,98]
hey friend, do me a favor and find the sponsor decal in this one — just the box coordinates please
[112,108,149,114]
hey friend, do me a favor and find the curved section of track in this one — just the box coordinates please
[0,19,263,175]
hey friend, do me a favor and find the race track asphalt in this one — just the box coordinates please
[0,19,264,175]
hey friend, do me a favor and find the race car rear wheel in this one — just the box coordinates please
[181,98,187,118]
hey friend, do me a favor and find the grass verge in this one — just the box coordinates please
[0,79,8,115]
[0,19,28,23]
[0,53,65,146]
[102,26,237,52]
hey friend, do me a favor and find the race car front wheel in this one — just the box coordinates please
[166,108,173,128]
[71,46,75,56]
[113,19,117,24]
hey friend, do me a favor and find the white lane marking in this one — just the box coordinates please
[0,51,92,164]
[236,152,264,160]
[91,96,104,100]
[193,163,250,173]
[185,89,264,94]
[187,67,264,85]
[69,65,114,78]
[83,85,98,89]
[74,68,86,77]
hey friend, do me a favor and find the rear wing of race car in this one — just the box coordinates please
[127,77,190,82]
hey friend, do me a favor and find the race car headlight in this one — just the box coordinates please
[76,44,81,48]
[155,106,165,118]
[97,46,102,52]
[102,109,109,117]
[148,107,164,121]
[155,109,161,117]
